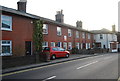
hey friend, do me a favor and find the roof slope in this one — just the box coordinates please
[91,28,113,34]
[0,6,90,33]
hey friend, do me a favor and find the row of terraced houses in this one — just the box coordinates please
[1,0,119,57]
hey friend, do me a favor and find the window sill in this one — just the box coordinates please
[1,29,12,31]
[0,54,12,56]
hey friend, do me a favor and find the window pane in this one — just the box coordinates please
[51,42,55,47]
[2,45,10,53]
[52,48,58,51]
[43,24,48,34]
[57,27,61,35]
[2,15,12,30]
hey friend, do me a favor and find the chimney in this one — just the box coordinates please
[112,24,116,32]
[17,0,27,12]
[76,21,82,29]
[55,10,64,23]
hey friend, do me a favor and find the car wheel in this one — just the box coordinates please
[66,54,69,58]
[51,55,56,60]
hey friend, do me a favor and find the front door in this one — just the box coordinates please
[25,41,32,55]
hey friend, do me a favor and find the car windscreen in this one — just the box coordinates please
[43,47,50,51]
[52,48,58,51]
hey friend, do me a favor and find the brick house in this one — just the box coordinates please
[0,0,94,57]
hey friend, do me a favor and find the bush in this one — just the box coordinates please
[71,47,79,54]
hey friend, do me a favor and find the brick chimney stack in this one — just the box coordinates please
[112,24,116,33]
[76,21,82,29]
[55,10,64,23]
[17,0,27,12]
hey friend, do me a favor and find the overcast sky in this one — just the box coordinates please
[0,0,119,31]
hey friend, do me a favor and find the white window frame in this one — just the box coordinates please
[1,15,12,31]
[76,31,79,38]
[42,42,48,48]
[100,34,103,39]
[57,42,62,47]
[68,29,72,37]
[88,33,90,39]
[82,32,85,38]
[63,42,67,50]
[1,40,12,56]
[76,42,80,49]
[57,27,62,36]
[43,24,48,34]
[68,42,72,50]
[51,42,55,47]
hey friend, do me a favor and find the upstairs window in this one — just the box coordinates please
[1,15,12,31]
[68,29,72,37]
[100,34,103,39]
[43,24,48,34]
[57,27,62,36]
[76,31,79,38]
[88,33,91,39]
[82,32,85,38]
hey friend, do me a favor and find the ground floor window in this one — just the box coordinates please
[76,42,80,49]
[1,40,12,56]
[86,43,90,49]
[42,42,48,48]
[68,42,72,50]
[83,43,86,49]
[51,42,55,47]
[63,42,67,50]
[56,42,62,47]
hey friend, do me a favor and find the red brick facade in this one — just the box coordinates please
[1,6,94,57]
[2,12,34,56]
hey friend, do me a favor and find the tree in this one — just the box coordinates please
[33,20,43,62]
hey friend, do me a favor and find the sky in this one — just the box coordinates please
[0,0,119,31]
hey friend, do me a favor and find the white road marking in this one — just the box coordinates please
[1,55,102,77]
[77,61,98,69]
[42,76,56,81]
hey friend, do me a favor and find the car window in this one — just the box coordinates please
[58,47,65,51]
[43,47,50,51]
[52,48,58,51]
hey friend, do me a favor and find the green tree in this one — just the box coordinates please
[33,20,43,62]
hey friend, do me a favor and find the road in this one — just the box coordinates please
[2,53,119,81]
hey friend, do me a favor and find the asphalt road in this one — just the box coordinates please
[2,53,119,80]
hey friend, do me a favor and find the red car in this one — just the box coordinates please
[43,47,70,60]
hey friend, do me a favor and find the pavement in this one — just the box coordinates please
[2,53,101,74]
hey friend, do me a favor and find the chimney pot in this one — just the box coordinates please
[76,21,82,29]
[55,10,64,23]
[17,0,27,12]
[112,24,116,32]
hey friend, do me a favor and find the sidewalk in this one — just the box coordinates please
[2,54,98,74]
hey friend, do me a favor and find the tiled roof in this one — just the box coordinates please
[0,6,91,33]
[91,28,114,34]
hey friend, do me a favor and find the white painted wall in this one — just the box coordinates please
[94,33,117,49]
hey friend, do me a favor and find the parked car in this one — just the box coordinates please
[43,47,70,60]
